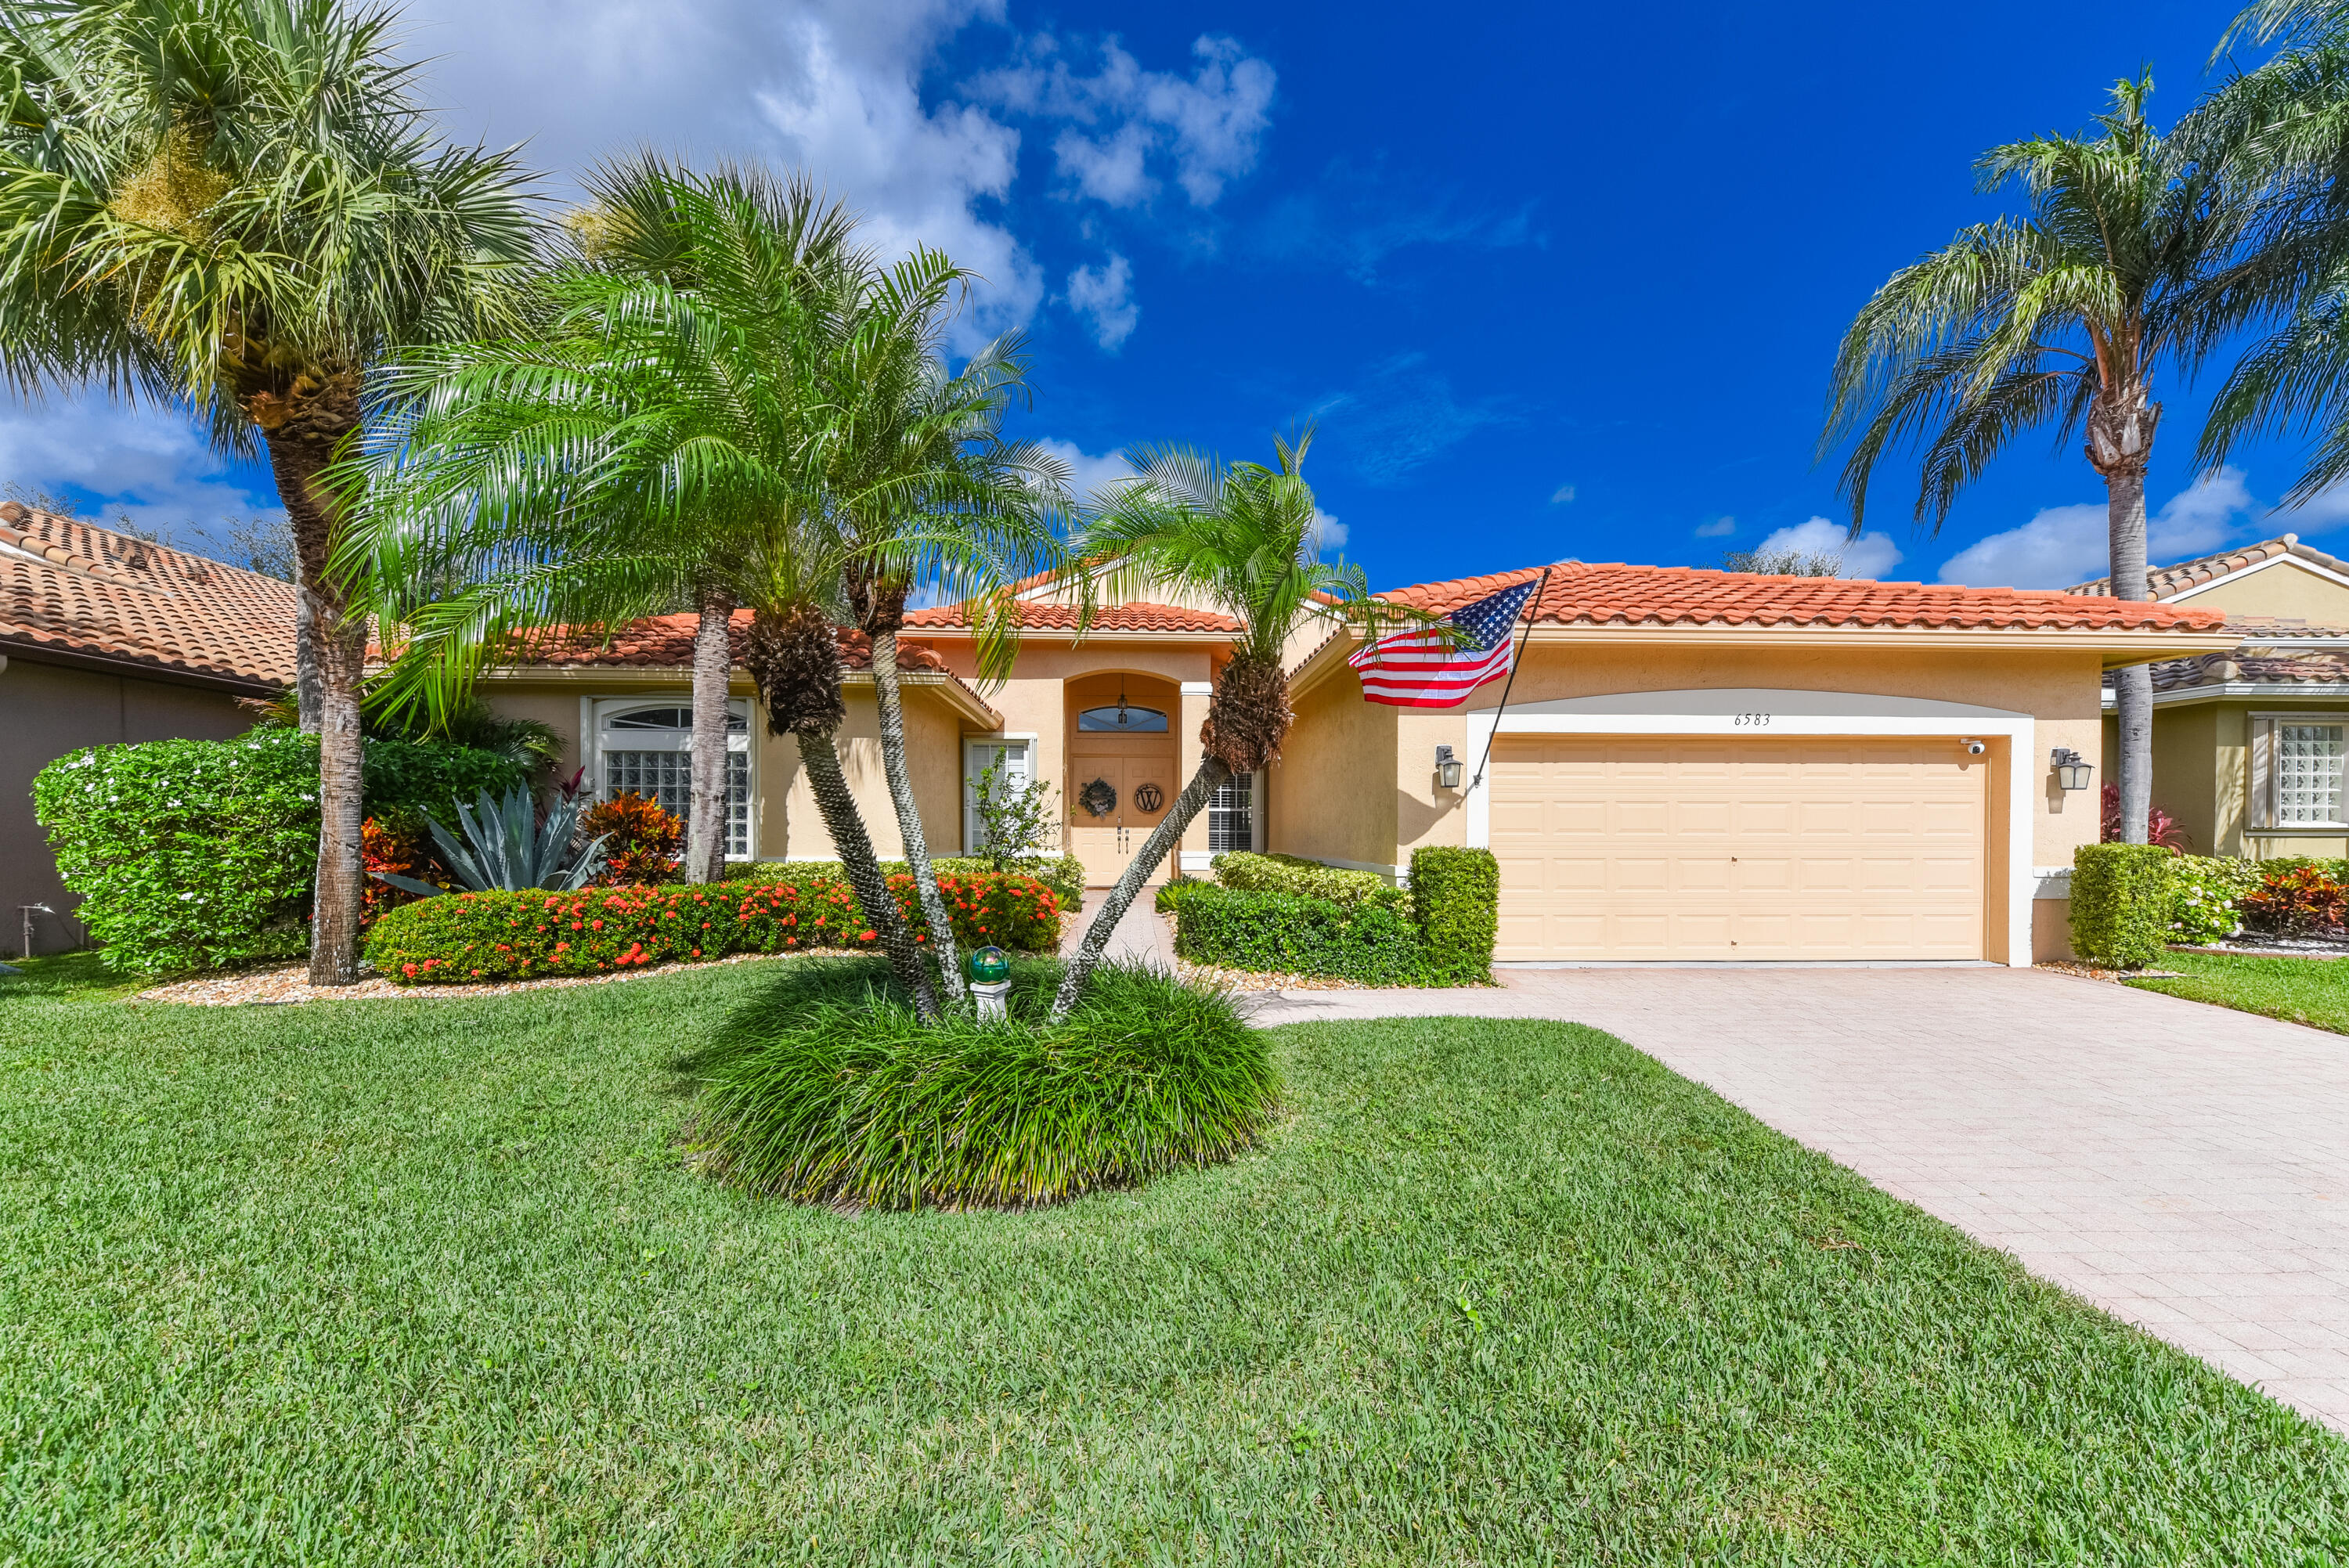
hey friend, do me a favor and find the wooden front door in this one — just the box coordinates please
[1070,750,1178,886]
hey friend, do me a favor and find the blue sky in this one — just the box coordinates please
[6,0,2337,590]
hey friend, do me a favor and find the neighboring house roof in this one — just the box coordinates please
[2151,647,2349,692]
[1380,560,2228,633]
[901,598,1241,634]
[2066,534,2349,600]
[0,502,298,692]
[496,609,1001,726]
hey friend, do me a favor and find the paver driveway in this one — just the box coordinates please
[1244,964,2349,1435]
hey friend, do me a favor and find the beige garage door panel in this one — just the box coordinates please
[1492,737,1986,961]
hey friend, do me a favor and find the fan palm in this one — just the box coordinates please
[1823,74,2253,844]
[0,0,535,982]
[344,164,945,1014]
[824,280,1070,1006]
[1051,433,1382,1019]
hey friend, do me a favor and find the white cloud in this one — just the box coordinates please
[0,393,283,544]
[1694,514,1734,538]
[1752,517,1903,578]
[1550,482,1575,505]
[1034,438,1135,508]
[1066,253,1139,349]
[1936,467,2254,588]
[974,34,1276,207]
[1311,506,1347,555]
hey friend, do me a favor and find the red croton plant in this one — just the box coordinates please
[2098,783,2191,852]
[580,792,686,885]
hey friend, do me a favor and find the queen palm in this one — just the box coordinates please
[1824,74,2253,844]
[0,0,534,981]
[1052,433,1380,1019]
[346,165,946,1013]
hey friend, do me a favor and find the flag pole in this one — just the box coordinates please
[1467,565,1553,794]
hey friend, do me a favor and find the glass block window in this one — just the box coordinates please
[1208,771,1253,852]
[2277,724,2347,825]
[598,702,751,857]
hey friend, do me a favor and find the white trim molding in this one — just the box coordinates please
[2165,550,2349,603]
[1179,680,1213,696]
[2033,866,2074,900]
[1462,689,2036,968]
[1178,849,1215,873]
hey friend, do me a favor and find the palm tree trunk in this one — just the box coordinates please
[258,390,366,986]
[797,726,940,1018]
[294,600,323,733]
[870,625,965,1004]
[2089,382,2160,849]
[685,590,733,884]
[2109,465,2155,846]
[1052,754,1229,1020]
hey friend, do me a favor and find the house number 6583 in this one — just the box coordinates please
[1731,712,1771,726]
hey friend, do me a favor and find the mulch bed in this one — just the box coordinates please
[132,950,821,1007]
[2037,960,2185,984]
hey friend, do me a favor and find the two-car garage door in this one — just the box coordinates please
[1488,735,1986,961]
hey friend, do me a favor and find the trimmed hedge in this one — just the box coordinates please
[1209,850,1407,910]
[364,869,1063,984]
[2069,843,2178,968]
[1410,845,1500,982]
[31,730,529,974]
[731,854,1084,916]
[1172,886,1427,983]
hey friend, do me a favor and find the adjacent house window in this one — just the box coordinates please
[1208,771,1254,852]
[2276,723,2347,825]
[594,700,752,858]
[963,738,1034,854]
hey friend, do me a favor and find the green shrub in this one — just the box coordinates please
[1409,845,1499,983]
[30,730,531,975]
[2069,844,2178,968]
[732,854,1085,914]
[32,731,319,973]
[2168,855,2263,946]
[1173,885,1426,982]
[1156,878,1208,914]
[1210,850,1406,910]
[364,869,1063,983]
[690,956,1279,1209]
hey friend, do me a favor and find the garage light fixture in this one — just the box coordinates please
[1435,744,1464,791]
[2050,747,2094,791]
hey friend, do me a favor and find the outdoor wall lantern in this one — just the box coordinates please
[2051,747,2095,791]
[1435,744,1464,791]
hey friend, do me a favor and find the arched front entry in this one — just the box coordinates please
[1066,671,1180,887]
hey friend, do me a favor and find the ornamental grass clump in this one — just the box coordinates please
[690,958,1279,1209]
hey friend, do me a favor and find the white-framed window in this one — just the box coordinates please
[1208,771,1254,852]
[591,698,753,858]
[963,737,1036,854]
[2253,713,2349,828]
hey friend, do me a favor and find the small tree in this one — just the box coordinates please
[970,752,1059,873]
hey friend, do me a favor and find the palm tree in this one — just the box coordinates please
[0,0,535,982]
[823,286,1070,1007]
[345,165,945,1013]
[1823,74,2253,844]
[1051,434,1380,1019]
[2183,4,2349,499]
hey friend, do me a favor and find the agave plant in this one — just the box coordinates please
[372,788,608,898]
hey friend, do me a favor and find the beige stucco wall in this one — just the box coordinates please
[2,654,258,953]
[2110,694,2349,860]
[912,636,1220,861]
[2169,560,2349,625]
[478,674,972,863]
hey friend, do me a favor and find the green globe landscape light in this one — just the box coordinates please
[969,945,1010,983]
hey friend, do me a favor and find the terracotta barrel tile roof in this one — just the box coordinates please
[1383,560,2228,633]
[0,503,298,687]
[2152,647,2349,691]
[902,598,1240,633]
[505,609,951,672]
[2067,534,2349,600]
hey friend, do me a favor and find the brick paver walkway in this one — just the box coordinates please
[1059,889,1178,968]
[1249,967,2349,1433]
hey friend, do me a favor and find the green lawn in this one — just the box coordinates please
[4,953,2345,1564]
[2128,949,2349,1035]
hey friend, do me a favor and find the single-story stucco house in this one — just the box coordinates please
[474,560,2233,968]
[0,503,298,954]
[2072,535,2349,856]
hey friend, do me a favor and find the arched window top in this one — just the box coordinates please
[606,705,746,733]
[1077,704,1167,733]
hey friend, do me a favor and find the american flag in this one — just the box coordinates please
[1348,576,1543,708]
